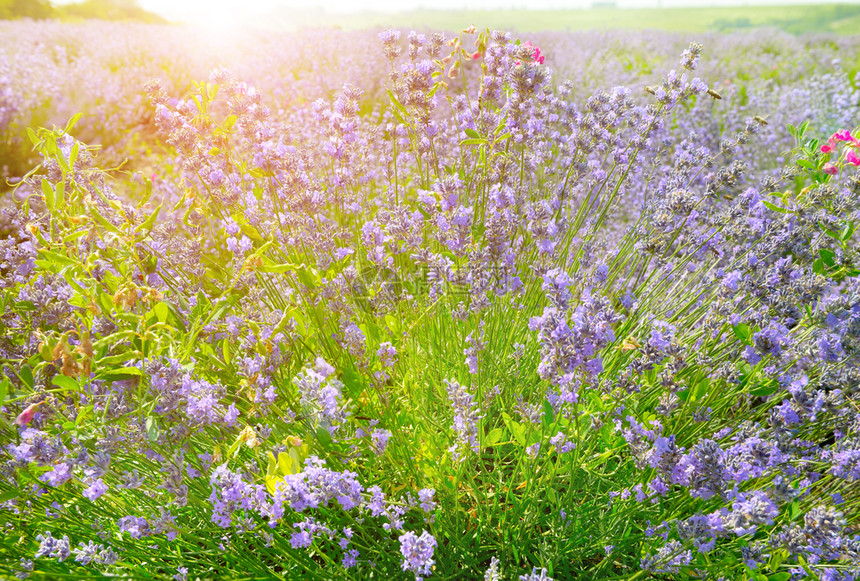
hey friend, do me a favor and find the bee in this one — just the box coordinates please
[620,336,641,351]
[754,115,769,126]
[706,88,722,100]
[644,86,657,95]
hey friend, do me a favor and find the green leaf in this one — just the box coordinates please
[36,248,77,267]
[278,451,301,476]
[56,145,70,174]
[41,178,54,210]
[732,323,752,343]
[97,352,137,366]
[97,291,114,314]
[69,142,80,170]
[240,223,265,243]
[823,227,842,240]
[90,206,121,234]
[266,452,277,477]
[768,548,790,574]
[542,400,554,428]
[460,138,487,146]
[316,427,333,451]
[812,258,825,275]
[390,105,407,126]
[152,302,170,324]
[750,382,777,397]
[790,501,802,520]
[259,259,295,274]
[387,89,409,118]
[18,365,34,389]
[145,416,159,442]
[296,265,318,288]
[51,375,79,392]
[63,113,83,134]
[762,200,790,214]
[140,177,153,207]
[464,128,480,139]
[819,248,836,268]
[509,421,526,446]
[484,427,505,446]
[55,181,66,211]
[75,404,92,427]
[98,367,143,381]
[134,203,162,236]
[222,339,232,366]
[26,126,39,147]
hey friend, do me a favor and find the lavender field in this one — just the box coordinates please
[1,19,860,580]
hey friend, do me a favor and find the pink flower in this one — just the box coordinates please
[14,402,43,428]
[847,150,860,167]
[470,51,481,60]
[821,144,834,154]
[524,40,545,65]
[832,129,856,143]
[823,162,839,175]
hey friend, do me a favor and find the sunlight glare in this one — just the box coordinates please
[190,6,245,48]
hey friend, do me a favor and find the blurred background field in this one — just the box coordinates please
[261,4,860,34]
[4,0,860,33]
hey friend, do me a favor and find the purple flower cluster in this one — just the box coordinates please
[530,280,622,388]
[398,530,437,580]
[445,379,482,461]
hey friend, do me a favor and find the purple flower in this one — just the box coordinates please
[118,515,151,539]
[224,403,239,427]
[520,567,554,581]
[73,541,115,566]
[35,532,70,562]
[398,530,437,579]
[40,463,72,487]
[83,478,108,502]
[418,488,436,513]
[290,530,312,549]
[371,429,391,455]
[342,548,359,569]
[445,379,481,461]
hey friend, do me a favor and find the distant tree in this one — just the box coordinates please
[0,0,56,19]
[59,0,165,22]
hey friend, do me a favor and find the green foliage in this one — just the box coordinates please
[0,0,55,20]
[58,0,166,23]
[0,0,165,22]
